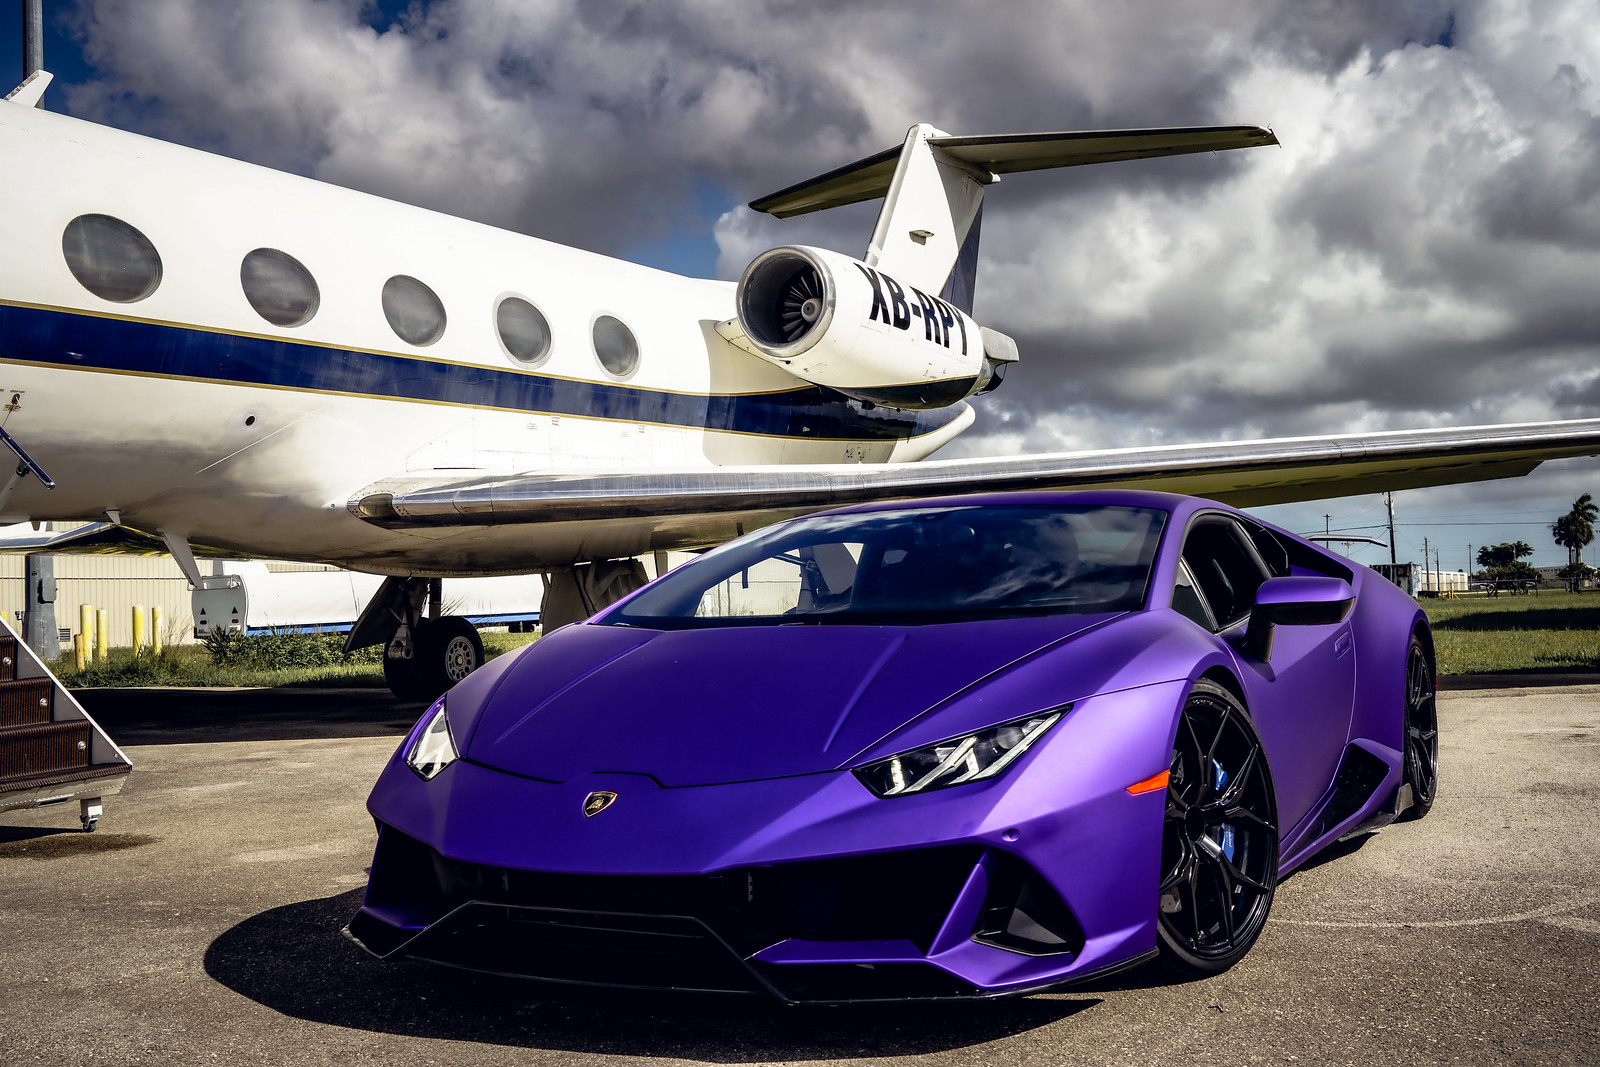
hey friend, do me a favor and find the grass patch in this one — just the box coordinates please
[1422,591,1600,675]
[51,593,1599,685]
[54,629,539,688]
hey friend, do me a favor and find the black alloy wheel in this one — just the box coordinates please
[1156,680,1280,974]
[1398,636,1438,821]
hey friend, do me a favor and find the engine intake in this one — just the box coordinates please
[722,246,1017,410]
[738,248,836,353]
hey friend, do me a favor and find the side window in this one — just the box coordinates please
[382,275,447,346]
[241,248,319,327]
[592,315,640,377]
[61,214,163,303]
[496,296,552,366]
[1171,561,1214,629]
[1240,519,1290,577]
[1181,520,1267,630]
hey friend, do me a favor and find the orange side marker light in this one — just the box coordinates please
[1126,769,1170,795]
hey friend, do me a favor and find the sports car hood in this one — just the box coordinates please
[463,614,1122,786]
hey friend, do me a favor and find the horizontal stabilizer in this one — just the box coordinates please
[750,125,1277,218]
[348,418,1600,551]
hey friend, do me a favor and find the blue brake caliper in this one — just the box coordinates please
[1211,758,1236,862]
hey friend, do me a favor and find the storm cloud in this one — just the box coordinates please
[43,0,1600,559]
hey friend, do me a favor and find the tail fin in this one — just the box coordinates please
[748,123,1277,315]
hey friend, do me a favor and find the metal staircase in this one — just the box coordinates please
[0,619,130,830]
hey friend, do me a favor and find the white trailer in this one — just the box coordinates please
[192,563,543,637]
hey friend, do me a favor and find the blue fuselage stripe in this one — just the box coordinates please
[0,303,962,442]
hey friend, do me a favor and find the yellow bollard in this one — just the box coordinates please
[96,608,108,662]
[152,607,163,655]
[80,604,94,656]
[132,606,146,656]
[73,633,86,671]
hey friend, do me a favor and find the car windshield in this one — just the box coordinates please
[601,504,1168,628]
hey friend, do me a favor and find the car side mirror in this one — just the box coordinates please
[1240,576,1355,662]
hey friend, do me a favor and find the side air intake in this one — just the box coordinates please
[738,248,835,354]
[721,245,1002,409]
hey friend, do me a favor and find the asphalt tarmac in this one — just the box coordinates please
[1,684,1596,1066]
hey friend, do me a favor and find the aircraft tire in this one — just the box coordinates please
[395,617,485,704]
[382,640,434,705]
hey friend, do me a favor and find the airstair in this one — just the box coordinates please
[0,619,130,831]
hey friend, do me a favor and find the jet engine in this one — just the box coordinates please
[717,245,1018,409]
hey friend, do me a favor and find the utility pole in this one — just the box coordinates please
[1423,536,1430,593]
[1324,514,1331,541]
[23,0,43,78]
[1386,492,1397,566]
[1436,548,1443,593]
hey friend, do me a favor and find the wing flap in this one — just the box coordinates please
[349,419,1600,541]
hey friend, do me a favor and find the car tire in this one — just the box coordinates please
[1398,635,1438,821]
[1155,679,1280,975]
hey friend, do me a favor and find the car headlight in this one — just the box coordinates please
[853,709,1066,798]
[405,697,457,781]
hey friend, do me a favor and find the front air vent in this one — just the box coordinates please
[737,247,834,353]
[971,851,1085,958]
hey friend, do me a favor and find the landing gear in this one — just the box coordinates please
[347,577,486,703]
[382,617,485,704]
[380,615,486,704]
[80,797,101,832]
[346,563,645,702]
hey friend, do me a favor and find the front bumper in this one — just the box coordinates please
[353,681,1183,1002]
[349,826,1145,1002]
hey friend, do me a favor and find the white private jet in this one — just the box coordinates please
[4,67,1599,700]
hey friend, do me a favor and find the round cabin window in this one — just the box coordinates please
[382,275,447,346]
[592,315,639,377]
[241,248,320,327]
[61,214,163,303]
[496,297,553,366]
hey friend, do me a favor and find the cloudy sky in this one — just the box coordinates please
[5,0,1599,572]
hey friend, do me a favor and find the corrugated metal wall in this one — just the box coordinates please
[0,554,197,651]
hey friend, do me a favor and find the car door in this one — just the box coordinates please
[1178,515,1355,836]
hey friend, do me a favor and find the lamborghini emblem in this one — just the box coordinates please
[583,791,618,818]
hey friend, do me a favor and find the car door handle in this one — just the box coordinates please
[1335,631,1352,657]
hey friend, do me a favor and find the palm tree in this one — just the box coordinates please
[1552,494,1598,590]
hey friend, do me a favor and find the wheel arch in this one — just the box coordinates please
[1197,664,1247,711]
[1411,615,1436,673]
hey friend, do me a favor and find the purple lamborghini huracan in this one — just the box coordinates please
[348,490,1439,1003]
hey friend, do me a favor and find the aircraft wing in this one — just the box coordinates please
[0,522,242,558]
[348,418,1600,550]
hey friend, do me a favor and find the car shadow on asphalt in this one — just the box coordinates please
[204,889,1096,1058]
[72,687,422,745]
